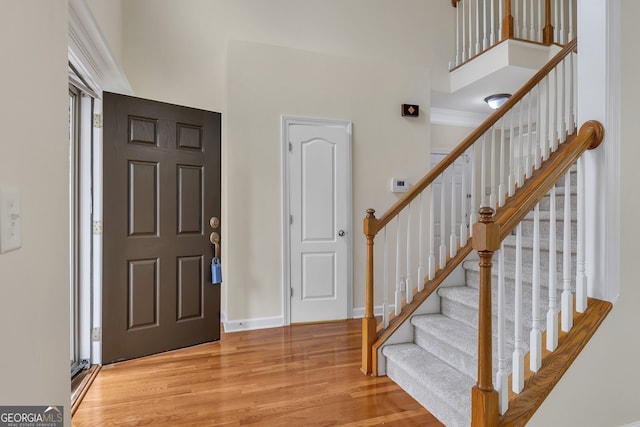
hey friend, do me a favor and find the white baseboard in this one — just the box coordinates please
[352,305,393,319]
[619,423,640,427]
[223,316,284,333]
[222,306,394,332]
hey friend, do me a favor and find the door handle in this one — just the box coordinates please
[210,232,220,258]
[338,230,345,237]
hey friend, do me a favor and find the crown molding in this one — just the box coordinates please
[68,0,132,95]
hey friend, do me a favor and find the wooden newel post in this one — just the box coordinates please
[502,0,514,40]
[543,0,554,45]
[361,208,378,375]
[471,207,499,427]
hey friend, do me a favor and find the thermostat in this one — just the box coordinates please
[391,178,409,193]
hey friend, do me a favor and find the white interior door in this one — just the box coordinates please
[286,119,351,323]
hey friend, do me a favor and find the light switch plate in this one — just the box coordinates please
[0,189,22,253]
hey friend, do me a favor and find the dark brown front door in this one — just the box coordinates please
[102,92,221,364]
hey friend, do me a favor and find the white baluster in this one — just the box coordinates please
[515,0,520,38]
[568,52,575,135]
[406,202,413,304]
[568,0,574,41]
[499,118,506,206]
[429,186,436,280]
[496,243,509,414]
[561,172,573,331]
[576,158,587,312]
[383,226,389,328]
[470,143,478,233]
[542,75,550,160]
[462,0,468,62]
[529,0,535,42]
[499,0,503,41]
[559,0,565,44]
[569,50,577,134]
[573,51,578,134]
[483,0,489,50]
[522,0,529,39]
[490,129,497,208]
[509,110,516,197]
[475,0,481,55]
[450,162,458,258]
[513,222,525,393]
[537,0,543,42]
[517,99,524,188]
[418,192,425,292]
[395,215,404,316]
[491,0,496,46]
[460,153,468,246]
[554,0,560,43]
[456,0,461,66]
[481,133,488,208]
[546,185,559,351]
[551,67,558,152]
[558,58,566,144]
[468,0,474,59]
[526,91,533,178]
[535,83,542,169]
[530,203,542,372]
[440,172,447,269]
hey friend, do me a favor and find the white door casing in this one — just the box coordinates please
[282,117,352,324]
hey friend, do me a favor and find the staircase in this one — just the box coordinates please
[383,175,575,427]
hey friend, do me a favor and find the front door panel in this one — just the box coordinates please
[103,92,221,363]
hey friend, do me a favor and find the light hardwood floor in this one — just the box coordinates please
[72,319,443,426]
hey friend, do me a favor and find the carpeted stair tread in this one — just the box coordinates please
[383,343,473,427]
[438,284,556,339]
[412,314,515,379]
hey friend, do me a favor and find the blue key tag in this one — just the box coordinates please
[211,257,222,284]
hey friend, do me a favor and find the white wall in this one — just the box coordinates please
[529,1,640,425]
[0,1,70,424]
[121,0,451,323]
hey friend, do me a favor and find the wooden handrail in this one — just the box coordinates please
[495,120,604,241]
[471,120,604,426]
[361,38,580,376]
[374,38,576,233]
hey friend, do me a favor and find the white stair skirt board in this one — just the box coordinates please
[383,182,578,426]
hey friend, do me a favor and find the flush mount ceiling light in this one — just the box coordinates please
[484,93,512,110]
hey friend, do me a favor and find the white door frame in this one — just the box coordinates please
[281,116,353,325]
[68,0,133,365]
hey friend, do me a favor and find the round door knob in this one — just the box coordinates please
[209,217,220,229]
[338,230,345,237]
[210,231,220,244]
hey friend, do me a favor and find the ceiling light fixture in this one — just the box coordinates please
[484,93,512,110]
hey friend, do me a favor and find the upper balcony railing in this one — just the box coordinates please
[450,0,576,69]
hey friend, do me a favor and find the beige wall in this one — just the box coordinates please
[529,1,640,425]
[86,0,123,66]
[120,0,451,321]
[0,1,70,424]
[430,123,474,153]
[226,41,430,318]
